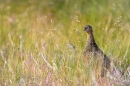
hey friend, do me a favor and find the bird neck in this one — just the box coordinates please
[85,33,97,50]
[87,33,95,43]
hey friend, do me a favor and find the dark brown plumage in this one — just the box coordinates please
[83,25,111,77]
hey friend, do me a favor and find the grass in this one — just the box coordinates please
[0,0,130,85]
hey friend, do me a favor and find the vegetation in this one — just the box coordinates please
[0,0,130,85]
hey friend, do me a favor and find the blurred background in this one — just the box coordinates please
[0,0,130,85]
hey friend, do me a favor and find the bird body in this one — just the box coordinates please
[83,25,111,77]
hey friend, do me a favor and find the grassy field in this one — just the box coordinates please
[0,0,130,85]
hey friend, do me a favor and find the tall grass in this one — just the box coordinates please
[0,0,130,85]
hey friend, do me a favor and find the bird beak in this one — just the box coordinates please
[84,26,87,31]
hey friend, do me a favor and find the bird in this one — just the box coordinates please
[83,25,111,77]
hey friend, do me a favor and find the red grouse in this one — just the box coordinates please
[83,25,111,77]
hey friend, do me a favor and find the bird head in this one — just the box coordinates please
[84,25,93,34]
